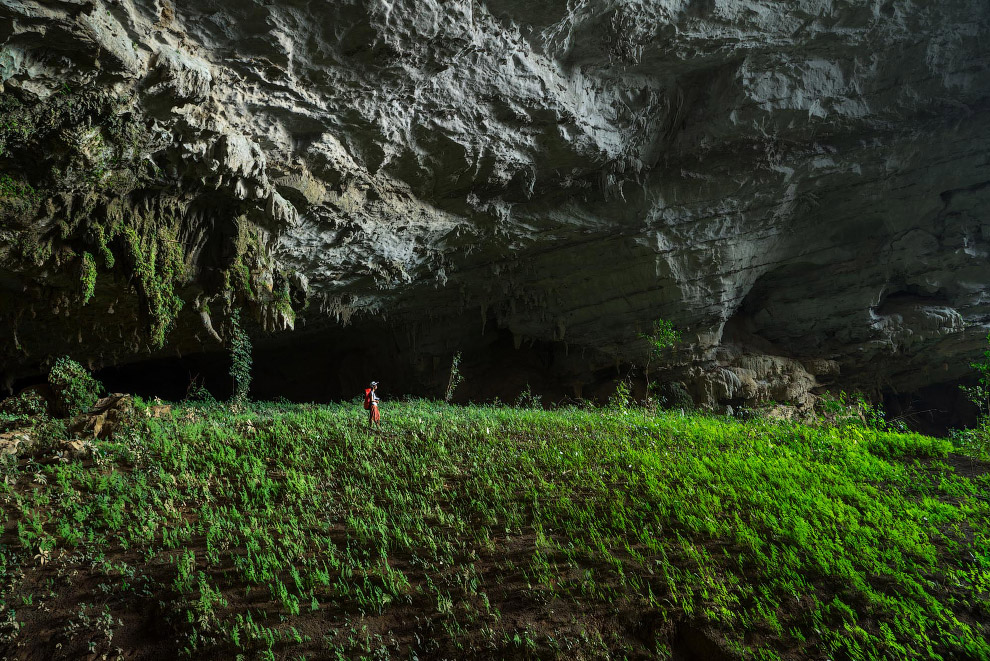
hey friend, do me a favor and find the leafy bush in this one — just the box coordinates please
[608,379,631,411]
[0,388,49,418]
[47,356,103,417]
[0,387,49,431]
[655,380,693,410]
[949,427,989,460]
[639,318,681,356]
[184,377,216,405]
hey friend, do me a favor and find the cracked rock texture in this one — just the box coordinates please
[1,0,989,409]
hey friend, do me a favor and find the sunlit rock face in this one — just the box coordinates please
[0,0,989,408]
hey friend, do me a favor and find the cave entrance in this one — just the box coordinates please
[882,379,979,437]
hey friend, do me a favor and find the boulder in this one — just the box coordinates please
[68,393,135,440]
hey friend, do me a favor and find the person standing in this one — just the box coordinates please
[365,381,381,430]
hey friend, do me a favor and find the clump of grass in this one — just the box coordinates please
[0,399,986,659]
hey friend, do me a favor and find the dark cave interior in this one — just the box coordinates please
[5,325,980,438]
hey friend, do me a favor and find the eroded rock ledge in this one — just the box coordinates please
[1,0,989,410]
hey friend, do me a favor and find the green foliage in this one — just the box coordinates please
[513,383,542,409]
[608,379,631,411]
[639,318,681,359]
[953,333,990,460]
[0,96,35,157]
[46,356,103,417]
[221,224,262,303]
[273,278,295,325]
[79,251,97,305]
[228,310,252,404]
[637,318,682,409]
[0,389,47,418]
[818,390,903,432]
[92,223,116,268]
[656,381,694,410]
[962,333,990,417]
[444,352,463,403]
[123,223,185,348]
[0,399,983,659]
[0,87,200,352]
[0,389,49,430]
[184,377,216,405]
[0,174,42,213]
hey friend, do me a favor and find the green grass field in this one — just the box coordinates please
[1,399,988,660]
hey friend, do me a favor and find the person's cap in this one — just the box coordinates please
[370,381,378,386]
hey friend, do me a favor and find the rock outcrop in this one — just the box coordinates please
[0,0,988,409]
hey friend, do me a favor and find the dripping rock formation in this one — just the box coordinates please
[0,0,989,412]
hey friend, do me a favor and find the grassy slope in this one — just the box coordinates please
[0,400,988,660]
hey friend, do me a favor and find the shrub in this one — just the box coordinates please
[608,379,631,411]
[47,356,103,417]
[0,387,49,418]
[0,387,50,431]
[656,381,693,410]
[184,376,216,404]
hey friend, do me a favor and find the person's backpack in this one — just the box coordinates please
[363,388,372,410]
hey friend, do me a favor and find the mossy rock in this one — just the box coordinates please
[656,381,694,410]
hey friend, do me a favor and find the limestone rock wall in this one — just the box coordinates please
[0,0,988,408]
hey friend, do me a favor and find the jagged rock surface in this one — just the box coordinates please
[1,0,989,408]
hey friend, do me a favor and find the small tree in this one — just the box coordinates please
[638,318,681,410]
[228,310,252,404]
